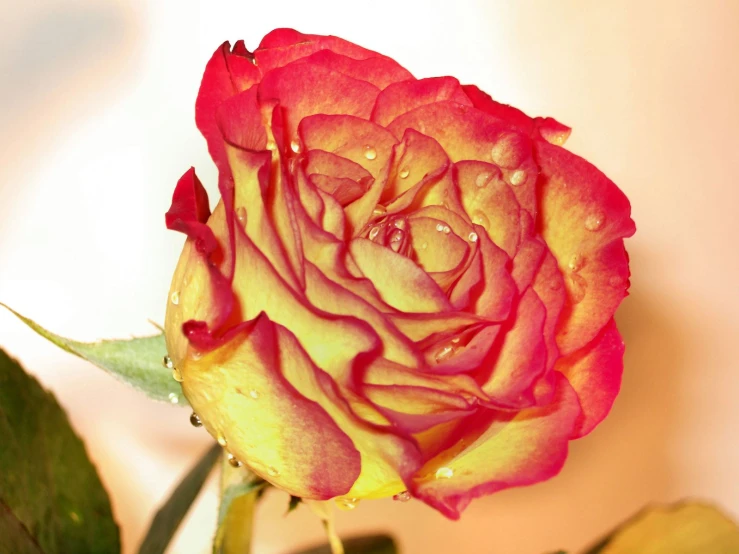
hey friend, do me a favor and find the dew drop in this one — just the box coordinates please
[568,273,588,304]
[227,453,242,468]
[190,412,202,427]
[364,146,377,160]
[290,139,301,153]
[434,345,455,363]
[471,211,490,228]
[249,389,260,399]
[171,367,184,383]
[170,291,180,305]
[168,392,179,405]
[399,168,410,179]
[267,466,279,477]
[468,232,478,243]
[419,241,428,250]
[162,355,174,369]
[435,223,445,232]
[389,229,404,252]
[236,207,247,223]
[509,169,526,186]
[266,139,276,150]
[568,254,585,273]
[217,434,228,447]
[372,205,387,216]
[335,497,359,510]
[442,225,451,235]
[475,172,491,188]
[609,275,624,288]
[368,226,380,240]
[585,211,606,231]
[393,491,411,502]
[192,350,203,361]
[435,467,454,479]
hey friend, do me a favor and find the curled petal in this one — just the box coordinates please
[534,140,636,354]
[558,319,624,438]
[180,314,361,499]
[410,373,580,519]
[372,77,473,128]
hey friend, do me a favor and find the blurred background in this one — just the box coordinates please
[1,0,738,552]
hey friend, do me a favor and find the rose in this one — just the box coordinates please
[164,29,634,519]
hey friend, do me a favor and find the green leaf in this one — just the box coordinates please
[213,453,266,554]
[1,303,186,405]
[0,347,120,553]
[290,535,398,554]
[138,444,221,554]
[584,501,739,554]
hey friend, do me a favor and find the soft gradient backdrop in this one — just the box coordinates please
[1,1,738,552]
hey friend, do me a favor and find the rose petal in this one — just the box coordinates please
[298,49,413,90]
[410,373,580,519]
[462,84,571,145]
[534,140,635,354]
[259,63,380,140]
[372,77,473,128]
[196,42,261,172]
[387,101,538,215]
[479,288,548,408]
[215,86,268,152]
[180,314,361,499]
[349,237,453,313]
[558,319,624,438]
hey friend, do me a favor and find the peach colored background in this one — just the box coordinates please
[1,1,738,553]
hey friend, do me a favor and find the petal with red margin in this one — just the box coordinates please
[387,312,487,343]
[480,288,548,407]
[179,314,360,499]
[256,29,381,71]
[215,86,268,152]
[462,84,571,146]
[349,238,453,313]
[531,249,566,372]
[258,64,379,140]
[455,160,521,257]
[275,323,422,499]
[372,77,473,128]
[298,50,413,90]
[410,373,580,519]
[534,140,635,354]
[465,228,516,321]
[387,101,538,216]
[196,42,261,171]
[558,319,624,438]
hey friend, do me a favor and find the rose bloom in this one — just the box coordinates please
[164,29,634,518]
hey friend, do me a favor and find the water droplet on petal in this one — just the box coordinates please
[475,172,491,188]
[443,225,451,235]
[290,139,301,153]
[568,273,588,304]
[190,413,202,427]
[266,139,276,150]
[236,207,247,223]
[364,146,377,160]
[435,467,454,479]
[419,241,428,250]
[389,229,404,252]
[468,232,478,243]
[267,466,279,477]
[609,275,624,288]
[227,453,242,468]
[170,291,180,305]
[399,168,410,179]
[372,205,387,216]
[568,254,585,272]
[434,345,456,363]
[471,211,490,228]
[249,389,259,399]
[435,223,445,232]
[162,355,174,369]
[585,211,606,231]
[393,491,411,502]
[335,497,359,510]
[217,434,228,447]
[192,350,202,361]
[168,392,179,405]
[171,367,184,382]
[368,226,380,240]
[509,169,526,186]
